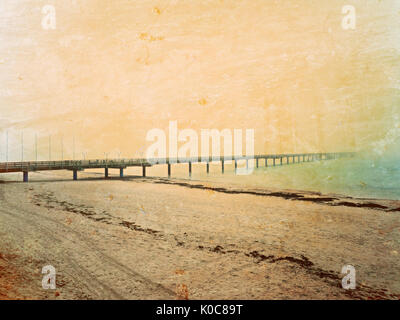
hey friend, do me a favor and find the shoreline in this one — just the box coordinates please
[2,172,400,211]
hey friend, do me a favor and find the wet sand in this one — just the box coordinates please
[0,170,399,299]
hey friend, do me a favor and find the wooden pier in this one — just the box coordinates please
[0,152,355,182]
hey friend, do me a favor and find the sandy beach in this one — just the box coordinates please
[0,170,399,300]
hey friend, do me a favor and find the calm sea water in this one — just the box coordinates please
[146,156,400,200]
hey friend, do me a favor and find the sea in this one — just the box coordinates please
[147,155,400,200]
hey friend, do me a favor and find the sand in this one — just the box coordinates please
[0,170,399,300]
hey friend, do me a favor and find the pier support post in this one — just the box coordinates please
[206,162,209,174]
[256,158,259,168]
[105,168,109,178]
[234,159,237,174]
[246,159,249,170]
[280,157,282,165]
[273,158,276,166]
[221,160,224,174]
[265,158,268,167]
[168,163,171,178]
[189,162,192,177]
[23,171,28,183]
[120,168,124,178]
[73,170,77,181]
[287,156,289,164]
[142,166,146,177]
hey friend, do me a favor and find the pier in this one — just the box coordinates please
[0,152,355,182]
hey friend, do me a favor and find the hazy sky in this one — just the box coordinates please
[0,0,399,161]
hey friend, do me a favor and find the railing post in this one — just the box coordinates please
[105,167,108,178]
[120,168,124,178]
[189,162,192,177]
[206,162,209,174]
[265,158,268,167]
[221,160,224,174]
[73,170,77,181]
[142,166,146,177]
[168,163,171,178]
[23,171,28,183]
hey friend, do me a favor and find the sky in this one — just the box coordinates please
[0,0,399,161]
